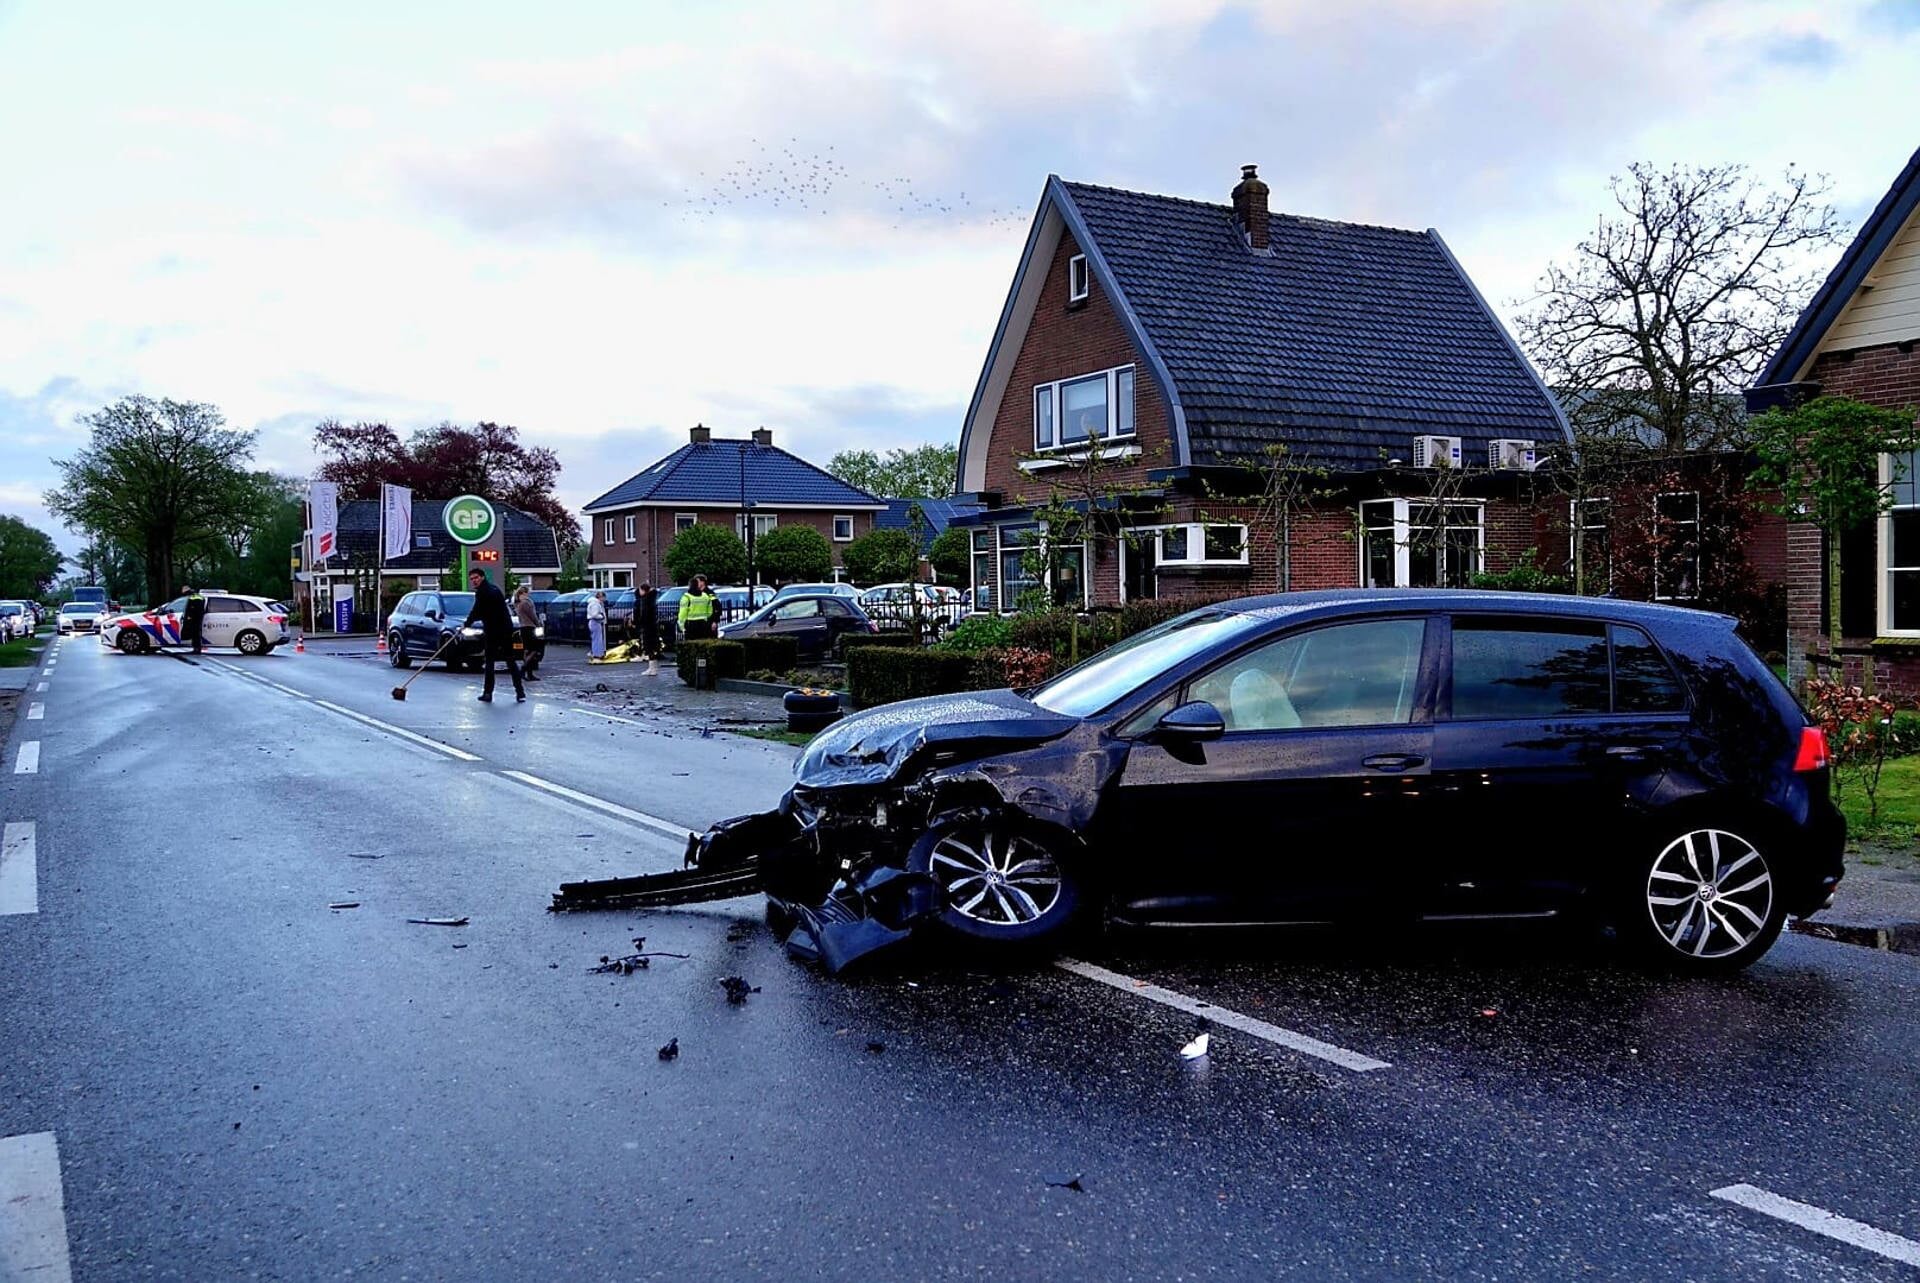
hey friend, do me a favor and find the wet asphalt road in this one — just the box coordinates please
[3,636,1918,1281]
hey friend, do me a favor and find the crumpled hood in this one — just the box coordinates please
[795,689,1081,788]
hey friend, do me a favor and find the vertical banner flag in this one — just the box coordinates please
[382,484,412,562]
[310,481,340,561]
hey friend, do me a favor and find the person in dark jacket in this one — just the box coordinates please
[182,587,207,654]
[464,570,524,703]
[636,583,661,676]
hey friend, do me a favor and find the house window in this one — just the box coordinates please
[1568,498,1612,591]
[1068,254,1089,304]
[999,525,1041,612]
[736,513,779,540]
[413,533,432,549]
[971,529,995,613]
[623,515,636,543]
[1046,529,1088,608]
[611,570,632,588]
[1652,492,1700,601]
[604,518,616,545]
[1145,523,1249,567]
[1032,365,1136,451]
[1360,499,1483,588]
[674,513,697,533]
[832,515,855,542]
[1883,451,1920,633]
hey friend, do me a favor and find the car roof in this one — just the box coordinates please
[1212,588,1737,629]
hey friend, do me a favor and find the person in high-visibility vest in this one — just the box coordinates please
[677,574,718,642]
[182,588,207,654]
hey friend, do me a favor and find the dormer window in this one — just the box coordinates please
[1067,254,1089,304]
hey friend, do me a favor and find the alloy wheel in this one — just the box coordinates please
[1645,829,1774,960]
[926,826,1064,927]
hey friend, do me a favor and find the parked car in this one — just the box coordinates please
[56,602,106,634]
[677,589,1844,974]
[101,594,290,655]
[543,589,594,643]
[770,582,861,604]
[858,582,964,640]
[657,584,774,650]
[0,601,30,641]
[384,590,494,670]
[718,593,877,663]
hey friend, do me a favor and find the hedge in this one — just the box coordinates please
[838,631,917,656]
[677,640,746,686]
[739,634,798,673]
[847,646,994,708]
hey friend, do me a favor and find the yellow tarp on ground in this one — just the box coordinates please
[587,640,652,664]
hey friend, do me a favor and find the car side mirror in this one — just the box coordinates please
[1153,700,1226,744]
[426,610,440,621]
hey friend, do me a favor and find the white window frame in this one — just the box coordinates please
[1131,522,1249,568]
[1032,364,1136,452]
[1068,254,1089,304]
[623,515,636,543]
[832,515,855,542]
[604,518,616,545]
[1652,490,1701,602]
[970,528,996,613]
[1568,497,1612,591]
[1360,499,1484,588]
[674,513,697,534]
[1880,452,1920,636]
[735,513,779,541]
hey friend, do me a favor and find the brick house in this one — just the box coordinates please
[581,425,886,588]
[952,166,1572,612]
[1747,143,1920,693]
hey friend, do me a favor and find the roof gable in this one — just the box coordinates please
[584,439,886,512]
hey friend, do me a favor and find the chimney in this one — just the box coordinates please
[689,422,711,444]
[1231,163,1270,251]
[752,426,773,447]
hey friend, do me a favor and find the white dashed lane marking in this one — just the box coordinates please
[1056,959,1393,1073]
[0,822,36,915]
[1710,1184,1920,1267]
[0,1131,74,1283]
[27,702,44,720]
[14,742,39,774]
[35,681,47,692]
[312,701,482,762]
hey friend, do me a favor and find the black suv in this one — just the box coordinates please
[386,591,486,669]
[680,590,1844,973]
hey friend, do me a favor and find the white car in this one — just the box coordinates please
[857,582,965,638]
[0,601,31,641]
[100,593,290,656]
[56,602,105,634]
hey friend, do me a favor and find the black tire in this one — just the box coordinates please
[906,817,1083,948]
[116,629,148,655]
[1622,823,1786,973]
[389,633,412,669]
[235,629,268,656]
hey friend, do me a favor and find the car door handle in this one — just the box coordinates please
[1362,754,1426,772]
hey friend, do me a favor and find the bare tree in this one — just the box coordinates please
[1518,163,1845,454]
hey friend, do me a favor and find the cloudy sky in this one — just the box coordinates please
[2,0,1916,555]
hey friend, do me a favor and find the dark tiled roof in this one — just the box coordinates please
[1060,181,1569,471]
[875,497,984,552]
[333,499,562,571]
[584,438,886,512]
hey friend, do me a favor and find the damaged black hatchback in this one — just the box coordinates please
[556,590,1844,975]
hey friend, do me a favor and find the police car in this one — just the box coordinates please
[100,593,291,656]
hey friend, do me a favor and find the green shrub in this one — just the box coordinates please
[937,614,1013,653]
[1471,550,1570,593]
[739,634,798,673]
[664,524,750,586]
[972,645,1055,689]
[1112,595,1241,641]
[677,639,746,686]
[848,646,992,708]
[839,631,917,656]
[753,526,833,584]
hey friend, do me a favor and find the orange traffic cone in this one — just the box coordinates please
[295,633,305,654]
[375,631,388,653]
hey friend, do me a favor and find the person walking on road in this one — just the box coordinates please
[636,582,661,676]
[586,590,608,660]
[182,587,207,654]
[678,575,718,642]
[463,570,524,703]
[512,584,543,681]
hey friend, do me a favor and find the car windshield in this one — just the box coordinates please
[440,593,475,615]
[1028,609,1266,719]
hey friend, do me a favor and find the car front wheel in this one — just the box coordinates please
[1627,825,1785,972]
[116,630,148,655]
[908,818,1082,948]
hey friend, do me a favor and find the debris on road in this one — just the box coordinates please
[327,902,360,910]
[1044,1174,1086,1192]
[1180,1033,1211,1061]
[406,916,470,927]
[657,1037,679,1061]
[589,936,691,974]
[1477,1008,1500,1019]
[720,976,759,1004]
[865,1040,885,1054]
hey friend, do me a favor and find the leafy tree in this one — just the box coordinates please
[1752,395,1920,669]
[1519,163,1844,454]
[313,418,582,554]
[663,523,749,585]
[841,528,917,585]
[47,396,265,602]
[753,525,832,584]
[928,526,969,586]
[0,516,63,599]
[185,476,304,598]
[73,534,146,603]
[826,444,959,499]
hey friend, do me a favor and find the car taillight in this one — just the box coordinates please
[866,621,880,633]
[1793,726,1831,772]
[268,614,286,625]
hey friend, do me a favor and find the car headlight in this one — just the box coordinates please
[461,626,483,637]
[533,625,545,638]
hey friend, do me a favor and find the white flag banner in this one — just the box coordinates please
[309,481,339,561]
[381,484,413,562]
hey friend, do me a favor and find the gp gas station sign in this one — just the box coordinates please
[443,494,498,546]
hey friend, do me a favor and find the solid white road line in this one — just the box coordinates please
[265,681,306,697]
[14,742,39,775]
[0,1131,74,1283]
[27,702,44,720]
[569,707,642,726]
[312,700,482,762]
[1710,1184,1920,1267]
[1056,958,1392,1073]
[0,822,36,915]
[498,770,692,843]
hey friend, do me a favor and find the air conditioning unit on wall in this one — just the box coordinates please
[1490,439,1538,471]
[1412,435,1462,469]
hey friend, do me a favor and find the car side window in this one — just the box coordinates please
[1611,624,1686,713]
[161,597,187,614]
[1188,618,1427,732]
[211,597,252,613]
[1450,617,1609,719]
[772,600,819,621]
[821,600,852,618]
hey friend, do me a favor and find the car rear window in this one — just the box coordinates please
[1451,617,1610,718]
[1610,624,1687,713]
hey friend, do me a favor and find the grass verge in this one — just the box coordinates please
[1838,753,1920,848]
[0,629,48,667]
[733,726,818,748]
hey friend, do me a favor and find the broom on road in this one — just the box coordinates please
[392,634,459,701]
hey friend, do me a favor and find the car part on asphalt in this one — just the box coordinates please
[405,915,469,926]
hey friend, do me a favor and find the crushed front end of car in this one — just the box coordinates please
[550,690,1112,972]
